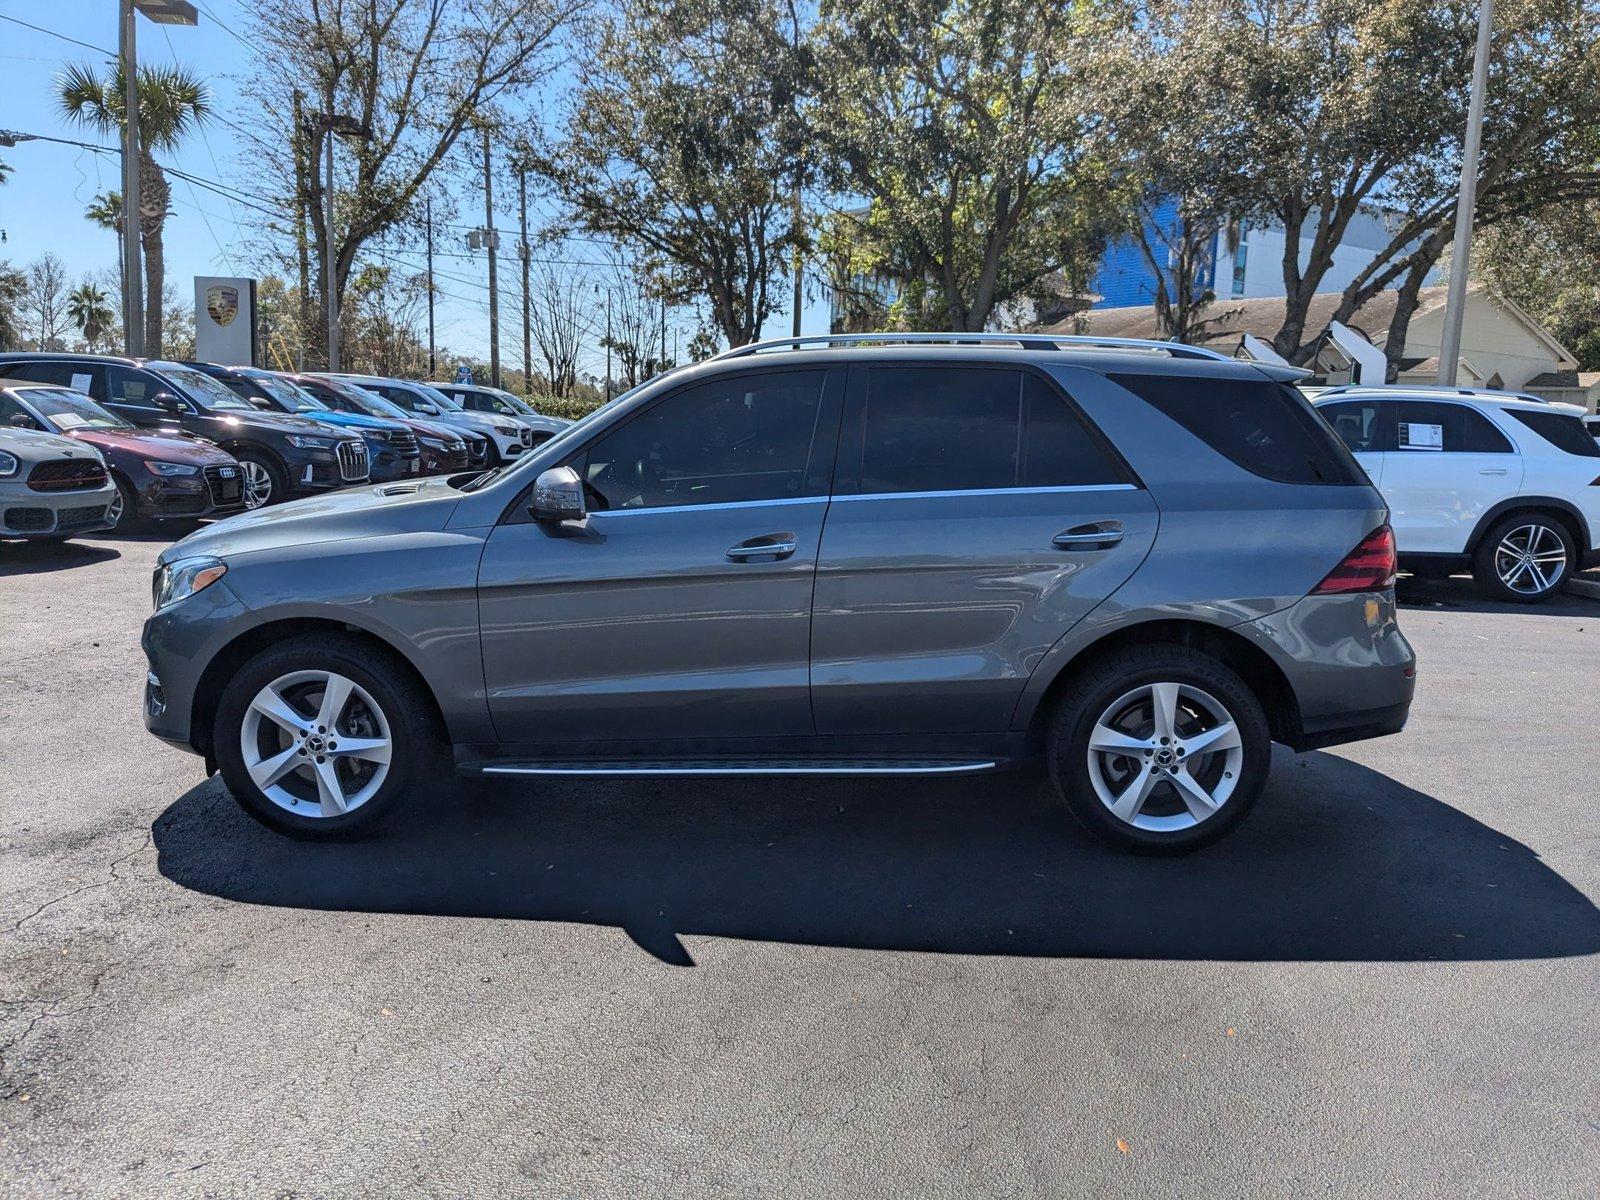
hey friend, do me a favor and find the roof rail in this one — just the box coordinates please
[708,331,1238,364]
[1317,382,1551,404]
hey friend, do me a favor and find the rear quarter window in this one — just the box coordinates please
[1507,409,1600,458]
[1108,372,1366,485]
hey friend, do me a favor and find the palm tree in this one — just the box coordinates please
[66,282,115,352]
[59,62,209,358]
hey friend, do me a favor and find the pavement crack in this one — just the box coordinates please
[7,832,153,934]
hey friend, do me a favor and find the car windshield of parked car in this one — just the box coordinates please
[347,387,412,421]
[249,372,327,413]
[414,383,463,411]
[17,388,132,432]
[155,364,255,411]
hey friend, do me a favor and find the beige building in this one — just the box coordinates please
[1047,284,1600,412]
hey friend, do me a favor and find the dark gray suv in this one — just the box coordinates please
[141,334,1416,853]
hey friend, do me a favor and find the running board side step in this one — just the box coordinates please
[466,758,1000,778]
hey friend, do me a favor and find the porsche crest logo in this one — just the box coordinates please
[206,285,240,328]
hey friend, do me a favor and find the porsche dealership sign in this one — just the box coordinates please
[194,275,258,365]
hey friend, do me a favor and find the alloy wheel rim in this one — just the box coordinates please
[1494,524,1566,595]
[1086,682,1244,833]
[242,461,272,508]
[240,669,393,818]
[107,488,124,526]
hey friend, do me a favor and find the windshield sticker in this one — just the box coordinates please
[70,373,94,394]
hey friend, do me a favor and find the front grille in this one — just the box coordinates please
[467,441,489,466]
[337,440,368,481]
[443,447,469,471]
[519,428,533,448]
[4,506,52,531]
[203,464,245,506]
[389,431,418,454]
[28,458,108,493]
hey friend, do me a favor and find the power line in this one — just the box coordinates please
[0,14,113,56]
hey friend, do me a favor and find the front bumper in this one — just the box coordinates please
[1244,589,1417,753]
[284,445,370,495]
[367,448,424,482]
[0,480,117,538]
[133,464,248,520]
[142,577,259,752]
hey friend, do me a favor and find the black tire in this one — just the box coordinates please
[1470,511,1575,604]
[213,633,442,840]
[1047,645,1272,855]
[234,447,287,509]
[108,473,143,532]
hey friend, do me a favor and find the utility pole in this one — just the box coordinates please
[483,127,501,389]
[292,90,310,370]
[518,166,531,394]
[660,297,667,370]
[1437,0,1495,386]
[119,0,143,357]
[791,183,803,339]
[321,97,340,370]
[425,196,436,378]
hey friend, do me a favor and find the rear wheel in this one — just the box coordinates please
[1472,512,1574,603]
[214,635,441,839]
[1048,646,1271,854]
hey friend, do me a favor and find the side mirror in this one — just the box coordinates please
[530,466,586,522]
[154,392,184,414]
[417,402,439,414]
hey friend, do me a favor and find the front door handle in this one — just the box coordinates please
[1053,521,1125,551]
[727,533,798,562]
[1479,468,1508,476]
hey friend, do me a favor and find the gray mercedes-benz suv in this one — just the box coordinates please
[141,334,1415,853]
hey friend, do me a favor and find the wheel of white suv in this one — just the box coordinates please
[214,634,439,839]
[1472,512,1575,604]
[1048,646,1271,854]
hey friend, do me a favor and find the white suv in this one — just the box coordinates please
[1315,386,1600,602]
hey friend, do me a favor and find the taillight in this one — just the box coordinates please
[1314,524,1397,594]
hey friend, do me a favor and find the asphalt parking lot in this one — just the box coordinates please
[3,528,1598,1198]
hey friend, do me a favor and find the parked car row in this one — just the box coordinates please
[0,351,571,541]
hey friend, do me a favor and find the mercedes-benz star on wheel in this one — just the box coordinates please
[142,334,1416,854]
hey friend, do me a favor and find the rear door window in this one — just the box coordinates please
[855,366,1126,495]
[1391,400,1512,454]
[1110,372,1365,484]
[1506,409,1600,458]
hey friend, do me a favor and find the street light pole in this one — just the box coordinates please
[483,127,500,390]
[1437,0,1495,386]
[119,0,143,357]
[323,96,339,372]
[425,195,436,379]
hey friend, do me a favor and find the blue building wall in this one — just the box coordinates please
[1088,199,1218,309]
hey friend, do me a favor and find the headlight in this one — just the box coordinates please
[152,556,227,612]
[286,434,332,449]
[0,450,16,478]
[492,425,517,437]
[147,461,199,476]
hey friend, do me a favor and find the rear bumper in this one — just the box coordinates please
[1243,589,1416,753]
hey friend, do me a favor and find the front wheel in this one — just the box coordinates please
[234,449,285,509]
[1048,646,1271,854]
[1471,512,1574,603]
[213,635,441,839]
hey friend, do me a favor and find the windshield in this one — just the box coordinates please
[155,364,254,411]
[468,382,647,492]
[485,388,536,416]
[342,385,410,420]
[413,383,463,411]
[250,371,326,412]
[19,388,132,431]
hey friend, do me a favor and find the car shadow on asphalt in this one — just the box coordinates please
[152,747,1600,967]
[0,540,119,575]
[1397,576,1600,616]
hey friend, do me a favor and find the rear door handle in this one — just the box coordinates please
[727,533,798,561]
[1053,521,1125,551]
[1479,468,1508,475]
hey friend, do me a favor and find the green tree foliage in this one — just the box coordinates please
[0,261,26,351]
[807,0,1120,332]
[1473,199,1600,370]
[542,0,807,346]
[66,282,115,352]
[59,63,209,357]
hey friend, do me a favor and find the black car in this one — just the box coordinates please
[0,354,369,508]
[183,362,422,484]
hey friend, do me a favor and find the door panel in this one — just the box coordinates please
[479,500,829,741]
[810,486,1158,733]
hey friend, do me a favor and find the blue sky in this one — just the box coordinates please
[0,0,824,373]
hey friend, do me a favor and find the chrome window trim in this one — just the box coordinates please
[589,494,831,518]
[834,483,1140,503]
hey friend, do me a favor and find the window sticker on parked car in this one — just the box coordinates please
[1399,422,1443,451]
[70,373,94,394]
